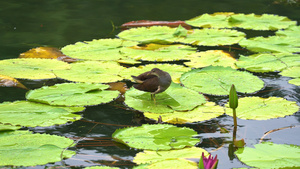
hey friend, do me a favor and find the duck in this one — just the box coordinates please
[131,68,172,103]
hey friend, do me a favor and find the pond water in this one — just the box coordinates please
[0,0,299,169]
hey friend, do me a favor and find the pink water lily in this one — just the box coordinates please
[199,152,218,169]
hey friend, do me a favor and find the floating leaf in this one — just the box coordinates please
[185,12,234,28]
[61,39,138,61]
[144,102,224,124]
[288,78,300,86]
[120,64,191,83]
[0,124,21,131]
[225,97,299,120]
[228,13,296,30]
[0,58,70,80]
[279,66,300,78]
[19,47,77,63]
[125,83,206,113]
[26,83,119,106]
[0,131,75,166]
[184,50,237,69]
[235,142,300,168]
[279,66,300,86]
[239,36,300,53]
[54,61,125,83]
[0,101,84,127]
[236,53,300,72]
[136,159,198,169]
[0,74,28,89]
[276,25,300,38]
[85,166,119,169]
[120,44,196,62]
[134,147,208,165]
[180,66,264,95]
[118,26,175,44]
[112,124,199,150]
[173,28,245,46]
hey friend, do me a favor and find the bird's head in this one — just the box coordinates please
[148,68,163,77]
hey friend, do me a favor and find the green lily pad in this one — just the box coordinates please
[54,61,125,83]
[0,124,21,131]
[0,131,75,166]
[144,102,224,124]
[26,83,120,106]
[133,147,209,164]
[85,166,119,169]
[184,50,237,69]
[112,124,199,150]
[118,26,175,44]
[279,66,300,86]
[120,44,196,62]
[239,36,300,53]
[136,159,198,169]
[228,13,296,30]
[120,64,191,83]
[0,58,70,80]
[225,97,299,120]
[276,25,300,38]
[279,66,300,78]
[0,101,84,127]
[236,53,300,73]
[235,142,300,168]
[61,38,138,61]
[125,83,206,113]
[180,66,264,95]
[173,28,245,46]
[185,12,234,28]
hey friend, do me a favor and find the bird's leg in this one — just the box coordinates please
[151,94,156,105]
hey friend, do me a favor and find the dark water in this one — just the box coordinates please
[0,0,300,168]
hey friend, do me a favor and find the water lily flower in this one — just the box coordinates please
[199,152,218,169]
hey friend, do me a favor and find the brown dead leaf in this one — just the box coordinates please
[19,47,77,63]
[0,74,28,90]
[107,82,128,94]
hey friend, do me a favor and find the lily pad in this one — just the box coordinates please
[180,66,264,95]
[54,61,125,83]
[184,50,237,69]
[225,97,299,120]
[0,124,21,131]
[279,66,300,78]
[185,12,234,28]
[125,83,206,113]
[135,159,198,169]
[235,142,300,168]
[133,147,209,164]
[239,36,300,53]
[0,58,70,80]
[118,26,175,44]
[276,25,300,38]
[279,66,300,86]
[228,13,296,30]
[236,53,300,73]
[61,39,138,61]
[0,131,75,166]
[120,44,197,62]
[85,167,119,169]
[144,102,224,124]
[0,101,84,127]
[26,83,120,106]
[120,64,191,83]
[173,28,245,46]
[112,124,199,150]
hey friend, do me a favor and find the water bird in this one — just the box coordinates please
[131,68,172,103]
